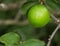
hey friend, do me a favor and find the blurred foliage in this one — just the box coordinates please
[0,0,60,46]
[0,11,6,19]
[21,39,45,46]
[27,0,39,2]
[2,0,20,4]
[46,0,60,14]
[21,1,39,16]
[0,32,20,46]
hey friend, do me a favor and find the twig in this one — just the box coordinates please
[50,14,58,21]
[14,9,22,21]
[0,0,27,11]
[50,14,60,24]
[0,20,28,26]
[15,0,27,21]
[47,24,60,46]
[50,10,60,15]
[0,0,28,26]
[0,3,19,11]
[50,14,59,22]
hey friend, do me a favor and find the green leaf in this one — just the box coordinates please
[52,0,60,5]
[6,43,19,46]
[46,0,60,12]
[7,25,35,41]
[21,1,39,15]
[0,32,20,45]
[21,39,45,46]
[19,25,35,40]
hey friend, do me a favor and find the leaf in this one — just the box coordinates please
[6,43,19,46]
[21,1,39,15]
[7,25,35,41]
[46,0,60,12]
[52,0,60,5]
[0,32,20,45]
[21,39,45,46]
[19,25,35,40]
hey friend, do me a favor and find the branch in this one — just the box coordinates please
[50,10,60,15]
[50,14,59,21]
[47,24,60,46]
[0,0,28,26]
[15,10,22,21]
[0,3,19,10]
[50,14,60,24]
[0,0,27,11]
[15,0,27,21]
[0,20,29,26]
